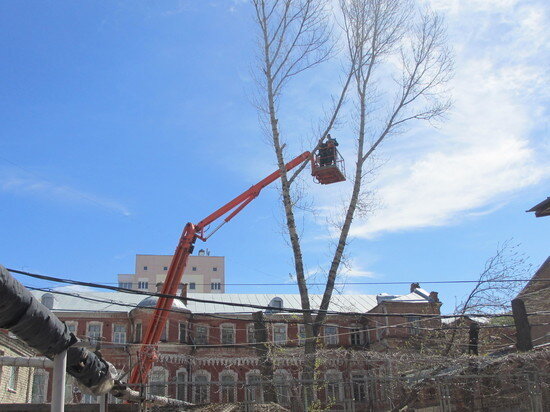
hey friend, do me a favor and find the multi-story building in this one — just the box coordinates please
[30,284,441,409]
[117,251,225,294]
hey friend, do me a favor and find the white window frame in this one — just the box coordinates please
[160,321,169,342]
[65,321,78,336]
[31,369,49,403]
[7,366,18,392]
[220,323,236,345]
[194,324,208,345]
[134,321,142,343]
[350,325,365,346]
[219,370,238,403]
[247,323,256,343]
[272,323,287,345]
[193,370,211,403]
[324,325,338,345]
[178,322,187,344]
[112,324,127,344]
[351,370,368,403]
[406,315,421,335]
[273,370,291,406]
[325,370,344,402]
[87,322,103,344]
[245,370,263,402]
[149,366,167,397]
[298,325,306,345]
[176,368,188,401]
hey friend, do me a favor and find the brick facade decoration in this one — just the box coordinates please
[28,285,441,408]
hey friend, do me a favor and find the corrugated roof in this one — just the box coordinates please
[30,291,428,314]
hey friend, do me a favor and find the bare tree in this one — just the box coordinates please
[443,240,531,355]
[251,0,452,406]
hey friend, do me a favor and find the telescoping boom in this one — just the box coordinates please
[129,151,312,385]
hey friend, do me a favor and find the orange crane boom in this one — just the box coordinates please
[129,151,311,385]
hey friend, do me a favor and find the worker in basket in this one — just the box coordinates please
[319,134,339,166]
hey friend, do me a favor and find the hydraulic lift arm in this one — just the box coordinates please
[129,151,311,385]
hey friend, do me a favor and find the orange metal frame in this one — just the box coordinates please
[128,151,311,386]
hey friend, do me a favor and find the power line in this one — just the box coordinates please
[11,268,530,318]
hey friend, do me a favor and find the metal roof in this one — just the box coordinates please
[31,291,430,315]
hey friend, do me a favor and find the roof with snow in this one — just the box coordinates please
[31,289,434,315]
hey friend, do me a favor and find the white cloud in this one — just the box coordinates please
[0,172,131,216]
[340,0,550,238]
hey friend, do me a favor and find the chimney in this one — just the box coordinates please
[410,282,420,292]
[429,291,439,303]
[156,282,164,292]
[180,283,188,305]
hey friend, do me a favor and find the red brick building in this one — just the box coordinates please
[30,285,441,408]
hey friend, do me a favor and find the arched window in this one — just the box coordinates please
[273,370,291,406]
[193,370,210,404]
[220,370,238,403]
[245,370,263,403]
[149,367,167,397]
[176,368,187,401]
[41,293,54,309]
[267,297,283,313]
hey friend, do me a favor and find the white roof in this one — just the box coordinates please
[31,290,431,315]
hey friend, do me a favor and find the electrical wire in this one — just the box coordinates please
[12,268,535,318]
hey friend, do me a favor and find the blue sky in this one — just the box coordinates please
[1,0,548,314]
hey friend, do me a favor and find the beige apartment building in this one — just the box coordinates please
[118,250,225,294]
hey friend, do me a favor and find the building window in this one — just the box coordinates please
[211,282,221,290]
[326,371,343,401]
[221,324,235,344]
[41,293,54,309]
[352,373,367,402]
[113,325,126,344]
[267,297,283,313]
[65,321,78,336]
[176,370,187,401]
[351,327,365,346]
[189,282,196,290]
[247,323,256,343]
[163,266,168,271]
[143,266,148,270]
[213,267,217,272]
[119,282,133,289]
[273,371,290,406]
[87,323,102,344]
[135,322,142,343]
[31,370,48,403]
[298,325,306,345]
[160,321,169,342]
[194,325,208,345]
[193,372,210,404]
[273,324,287,345]
[149,367,167,396]
[324,326,338,345]
[8,367,18,392]
[406,316,421,335]
[179,322,187,344]
[138,281,148,290]
[246,372,263,402]
[220,371,237,402]
[192,267,197,271]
